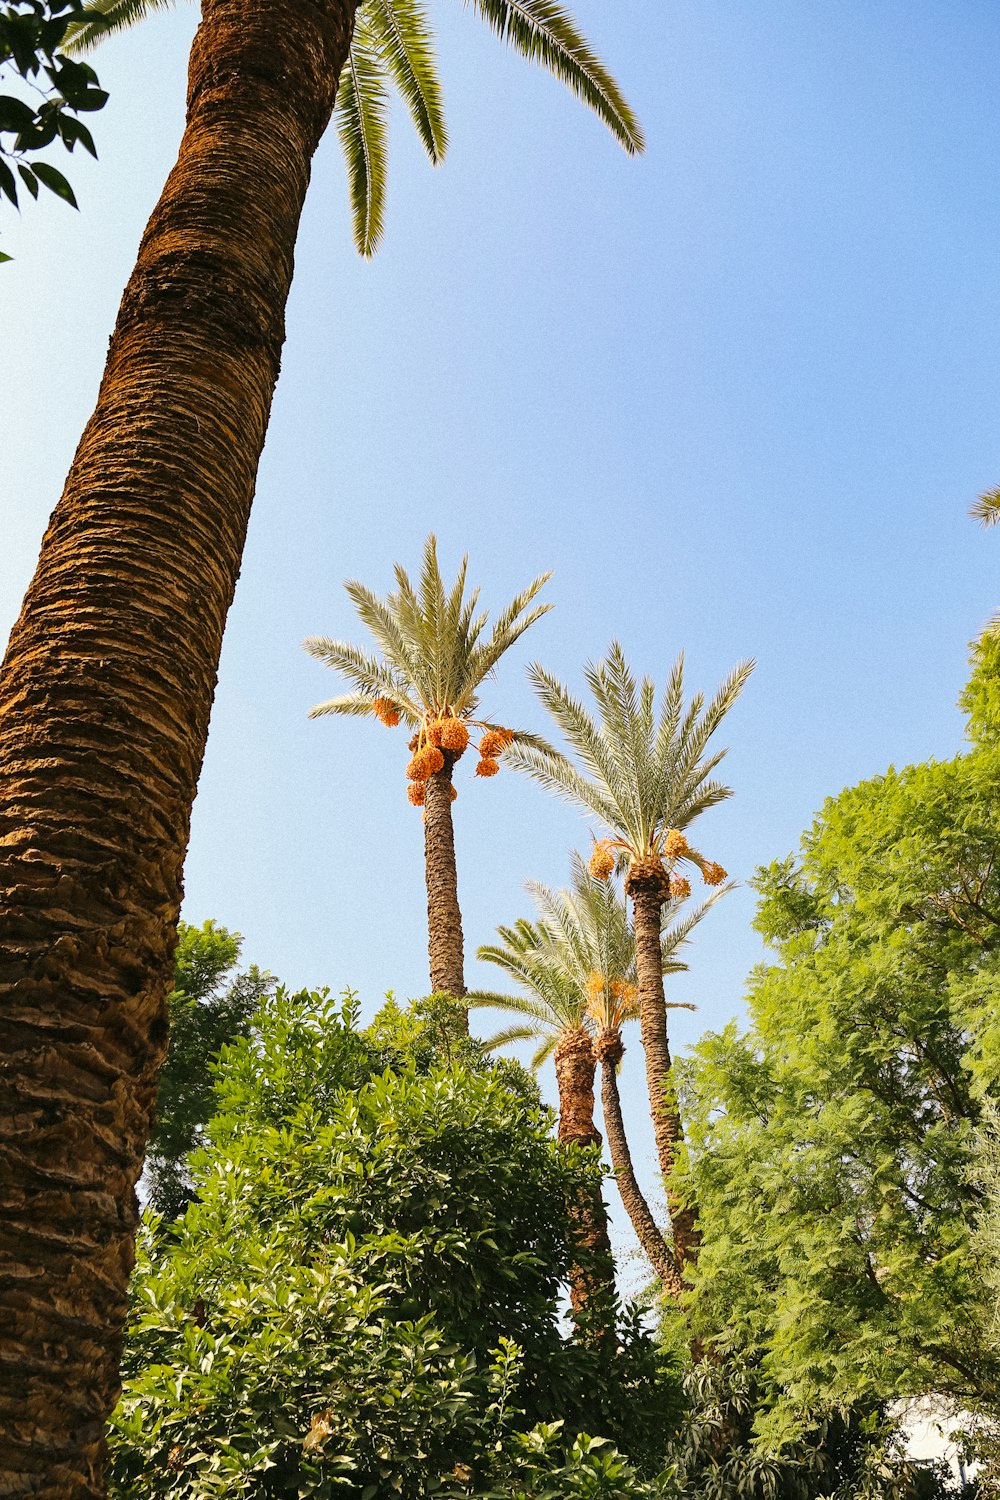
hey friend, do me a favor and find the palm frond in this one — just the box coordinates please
[336,19,391,257]
[971,487,1000,528]
[303,637,421,720]
[305,692,379,720]
[63,0,171,50]
[466,572,554,686]
[369,0,447,163]
[465,0,644,155]
[479,1021,544,1052]
[505,739,620,831]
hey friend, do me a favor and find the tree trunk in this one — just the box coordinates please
[553,1027,616,1342]
[628,876,700,1275]
[423,756,466,1013]
[0,1,358,1492]
[594,1028,683,1301]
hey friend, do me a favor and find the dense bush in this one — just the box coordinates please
[108,990,681,1497]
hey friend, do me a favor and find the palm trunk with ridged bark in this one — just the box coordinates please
[0,1,357,1492]
[628,874,700,1275]
[423,756,466,1015]
[553,1027,615,1341]
[594,1027,683,1300]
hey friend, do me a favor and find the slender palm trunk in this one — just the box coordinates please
[0,2,357,1493]
[423,756,466,1012]
[594,1028,683,1301]
[553,1027,616,1341]
[629,878,700,1274]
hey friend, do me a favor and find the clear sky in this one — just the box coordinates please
[3,0,998,1253]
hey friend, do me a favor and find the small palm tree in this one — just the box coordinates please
[304,534,552,1002]
[507,644,752,1273]
[70,0,644,256]
[470,884,615,1333]
[472,855,728,1298]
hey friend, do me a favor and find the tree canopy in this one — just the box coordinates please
[678,638,1000,1450]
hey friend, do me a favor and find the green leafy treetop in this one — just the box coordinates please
[677,646,1000,1450]
[109,988,682,1496]
[144,919,276,1220]
[68,0,644,255]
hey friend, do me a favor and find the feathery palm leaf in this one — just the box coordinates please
[68,0,641,255]
[971,487,1000,528]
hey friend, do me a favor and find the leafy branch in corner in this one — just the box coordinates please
[0,0,108,259]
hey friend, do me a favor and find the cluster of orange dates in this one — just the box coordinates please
[588,829,727,898]
[370,699,515,808]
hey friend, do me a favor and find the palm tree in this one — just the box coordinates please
[0,9,641,1492]
[507,644,753,1275]
[304,534,552,1004]
[469,887,615,1336]
[472,855,728,1299]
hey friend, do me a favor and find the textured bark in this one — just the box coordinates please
[423,756,466,1014]
[629,878,701,1275]
[594,1028,683,1300]
[0,0,358,1492]
[553,1028,615,1341]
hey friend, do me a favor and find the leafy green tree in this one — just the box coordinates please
[107,988,681,1495]
[0,3,641,1485]
[305,534,553,1005]
[678,642,1000,1449]
[144,920,275,1219]
[509,644,752,1274]
[0,0,107,258]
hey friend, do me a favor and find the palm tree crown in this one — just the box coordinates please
[304,533,552,803]
[70,0,644,254]
[470,853,720,1062]
[508,642,754,893]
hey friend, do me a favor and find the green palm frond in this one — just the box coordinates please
[479,1021,544,1051]
[63,0,173,50]
[465,0,644,155]
[971,488,1000,528]
[337,19,391,257]
[303,691,381,719]
[302,638,422,722]
[368,0,447,162]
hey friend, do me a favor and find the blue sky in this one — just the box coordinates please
[3,1,998,1245]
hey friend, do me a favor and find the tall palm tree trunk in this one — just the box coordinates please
[0,2,358,1493]
[628,876,700,1274]
[553,1027,616,1341]
[423,756,466,1008]
[594,1028,683,1301]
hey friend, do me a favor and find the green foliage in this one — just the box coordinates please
[960,630,1000,748]
[110,990,681,1495]
[0,0,107,257]
[661,1361,954,1500]
[677,664,1000,1446]
[146,920,275,1219]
